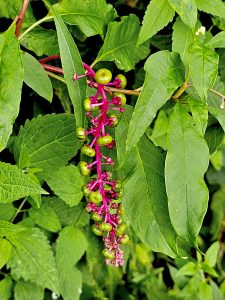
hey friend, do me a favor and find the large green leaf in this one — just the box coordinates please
[43,165,85,207]
[195,0,225,19]
[188,96,208,135]
[172,17,194,66]
[210,186,225,240]
[58,268,82,300]
[53,0,115,37]
[165,103,209,245]
[168,0,197,28]
[189,42,219,100]
[0,24,24,151]
[7,227,59,294]
[14,280,44,300]
[126,51,184,151]
[206,31,225,48]
[0,162,46,203]
[116,106,179,258]
[44,0,87,127]
[22,52,53,102]
[0,0,35,22]
[94,14,150,71]
[138,0,175,45]
[0,277,13,300]
[14,114,80,172]
[209,107,225,131]
[0,238,12,269]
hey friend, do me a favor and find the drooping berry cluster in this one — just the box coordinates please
[75,67,129,267]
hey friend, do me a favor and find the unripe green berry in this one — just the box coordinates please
[102,249,114,260]
[96,135,113,146]
[113,182,122,192]
[82,185,91,197]
[81,145,96,157]
[92,225,103,236]
[78,161,90,176]
[76,127,85,141]
[113,92,126,106]
[99,222,113,232]
[120,234,129,245]
[83,98,92,112]
[116,74,127,89]
[107,113,118,127]
[92,212,103,222]
[89,191,103,204]
[116,223,127,236]
[95,68,112,84]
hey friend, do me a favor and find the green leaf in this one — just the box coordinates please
[0,221,25,237]
[205,241,219,267]
[58,268,82,300]
[165,103,209,245]
[189,42,219,100]
[53,0,115,37]
[204,126,224,155]
[172,17,194,66]
[199,282,213,300]
[175,262,197,277]
[14,280,44,300]
[43,165,85,206]
[210,279,224,300]
[94,14,150,71]
[0,162,46,203]
[168,0,197,28]
[20,27,59,56]
[0,24,24,151]
[29,203,62,232]
[210,186,225,239]
[14,114,80,172]
[0,238,12,269]
[0,204,16,221]
[195,0,225,19]
[206,31,225,48]
[7,227,59,294]
[44,0,87,127]
[0,0,35,22]
[209,107,225,131]
[126,51,184,151]
[188,96,208,135]
[0,276,13,300]
[22,52,53,102]
[138,0,175,45]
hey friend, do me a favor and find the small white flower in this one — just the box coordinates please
[195,26,206,36]
[52,292,58,300]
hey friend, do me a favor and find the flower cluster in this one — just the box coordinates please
[75,66,129,267]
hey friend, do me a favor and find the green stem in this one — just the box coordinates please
[46,71,66,84]
[210,88,225,99]
[11,198,27,223]
[172,69,191,100]
[18,15,53,40]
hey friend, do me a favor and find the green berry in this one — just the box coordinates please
[113,182,122,192]
[82,185,91,197]
[116,74,127,89]
[102,249,114,260]
[92,212,103,222]
[116,223,126,236]
[92,225,103,236]
[96,135,113,146]
[78,161,90,176]
[99,222,112,232]
[83,98,92,112]
[89,191,103,204]
[107,113,118,127]
[120,234,129,245]
[95,68,112,84]
[113,92,126,106]
[81,145,96,157]
[76,127,85,141]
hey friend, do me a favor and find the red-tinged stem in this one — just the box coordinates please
[39,55,61,63]
[40,63,64,74]
[15,0,30,38]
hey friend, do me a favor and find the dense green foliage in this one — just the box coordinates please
[0,0,225,299]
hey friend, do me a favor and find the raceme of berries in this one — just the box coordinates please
[74,66,128,267]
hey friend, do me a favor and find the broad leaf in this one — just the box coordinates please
[195,0,225,19]
[7,227,59,294]
[168,0,197,28]
[188,96,208,135]
[0,277,13,300]
[209,107,225,131]
[205,241,219,267]
[138,0,175,45]
[0,238,12,269]
[172,17,194,66]
[189,42,219,100]
[14,114,80,172]
[210,186,225,240]
[58,268,82,300]
[43,165,85,206]
[53,0,115,37]
[0,162,46,203]
[22,52,53,102]
[0,204,16,221]
[204,126,224,155]
[14,280,44,300]
[0,24,24,151]
[0,0,35,22]
[126,51,184,151]
[165,103,209,245]
[0,221,25,237]
[94,14,149,71]
[44,0,87,127]
[206,31,225,48]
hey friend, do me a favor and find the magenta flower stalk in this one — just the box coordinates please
[75,66,129,267]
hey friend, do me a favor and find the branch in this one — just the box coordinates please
[15,0,30,38]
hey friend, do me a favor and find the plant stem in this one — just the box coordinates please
[41,63,64,74]
[15,0,30,37]
[11,198,27,223]
[39,55,61,63]
[210,88,225,99]
[172,69,191,100]
[18,15,53,40]
[46,71,66,84]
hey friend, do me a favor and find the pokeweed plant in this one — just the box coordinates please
[0,0,225,299]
